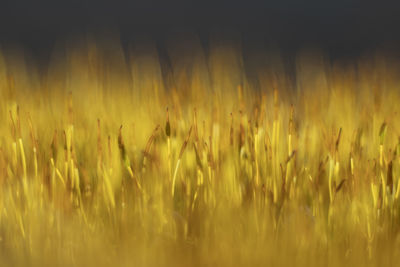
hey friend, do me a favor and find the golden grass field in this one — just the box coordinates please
[1,34,400,266]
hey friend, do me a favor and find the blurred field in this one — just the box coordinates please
[1,32,400,266]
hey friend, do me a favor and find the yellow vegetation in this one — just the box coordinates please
[0,35,399,266]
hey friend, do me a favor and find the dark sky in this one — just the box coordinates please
[1,1,400,57]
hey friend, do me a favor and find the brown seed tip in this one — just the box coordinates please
[166,108,171,137]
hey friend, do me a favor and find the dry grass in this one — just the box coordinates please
[0,35,400,266]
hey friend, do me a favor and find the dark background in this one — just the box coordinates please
[1,0,400,59]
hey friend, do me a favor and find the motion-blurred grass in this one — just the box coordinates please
[0,32,400,266]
